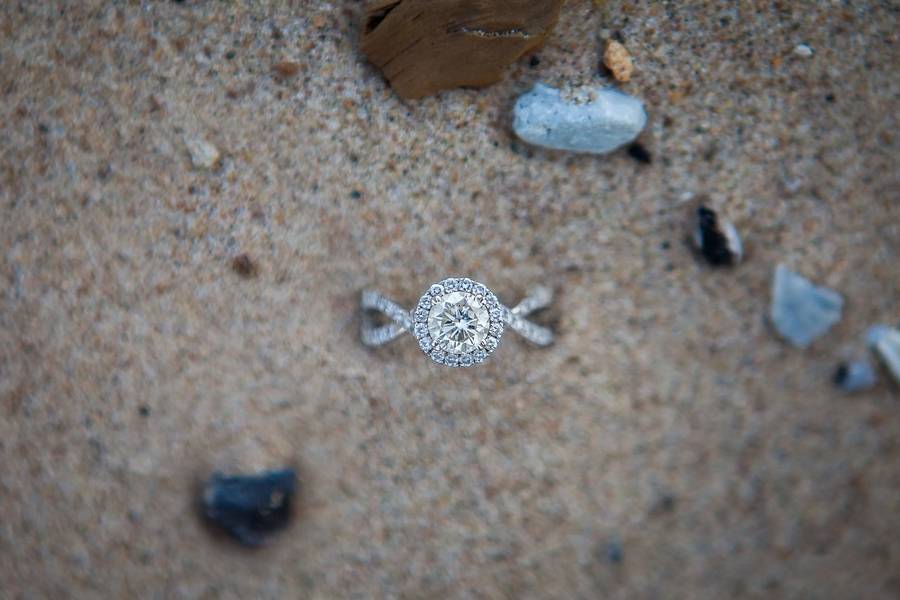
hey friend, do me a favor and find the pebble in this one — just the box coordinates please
[184,135,220,169]
[867,325,900,384]
[203,468,296,546]
[272,61,303,78]
[513,83,647,154]
[693,205,743,266]
[603,40,634,82]
[231,253,258,278]
[833,361,877,393]
[793,44,814,57]
[770,264,844,348]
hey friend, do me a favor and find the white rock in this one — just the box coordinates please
[793,44,813,57]
[513,83,647,155]
[770,264,844,348]
[184,135,220,169]
[868,325,900,384]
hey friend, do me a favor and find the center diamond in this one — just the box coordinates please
[427,291,490,355]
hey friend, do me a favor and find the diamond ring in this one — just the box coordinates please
[361,277,554,367]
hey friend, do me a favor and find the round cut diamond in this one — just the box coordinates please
[427,291,490,355]
[414,278,505,367]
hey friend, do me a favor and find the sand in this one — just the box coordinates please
[1,1,898,597]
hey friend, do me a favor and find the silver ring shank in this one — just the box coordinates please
[361,286,554,348]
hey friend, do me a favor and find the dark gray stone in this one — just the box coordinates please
[203,468,296,547]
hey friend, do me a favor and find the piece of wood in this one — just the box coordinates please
[361,0,564,99]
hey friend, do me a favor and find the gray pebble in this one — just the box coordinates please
[184,135,220,169]
[833,361,877,393]
[770,264,844,348]
[513,83,647,154]
[203,468,296,547]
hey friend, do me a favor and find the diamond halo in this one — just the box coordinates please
[413,277,505,367]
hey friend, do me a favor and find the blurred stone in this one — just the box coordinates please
[203,469,296,547]
[833,361,877,393]
[867,325,900,384]
[184,135,220,169]
[513,83,646,154]
[770,265,844,348]
[793,43,814,57]
[693,205,743,267]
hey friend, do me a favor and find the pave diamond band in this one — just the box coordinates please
[361,277,554,367]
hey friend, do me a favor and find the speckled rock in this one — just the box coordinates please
[513,83,646,154]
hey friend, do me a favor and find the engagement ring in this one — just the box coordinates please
[361,277,554,367]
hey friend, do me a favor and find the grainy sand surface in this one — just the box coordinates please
[1,1,898,598]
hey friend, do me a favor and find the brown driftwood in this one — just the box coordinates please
[361,0,565,99]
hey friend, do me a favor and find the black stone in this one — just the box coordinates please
[626,142,652,164]
[695,206,739,267]
[203,468,296,546]
[833,363,850,386]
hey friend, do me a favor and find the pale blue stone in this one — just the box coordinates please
[865,324,894,349]
[770,264,844,348]
[513,83,647,154]
[834,361,877,393]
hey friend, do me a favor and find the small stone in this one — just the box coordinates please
[770,264,844,348]
[833,361,877,393]
[793,44,813,57]
[693,206,743,266]
[203,468,296,547]
[513,83,647,154]
[603,40,633,82]
[231,254,257,278]
[272,61,303,78]
[865,324,894,349]
[184,135,220,169]
[602,539,623,565]
[867,325,900,384]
